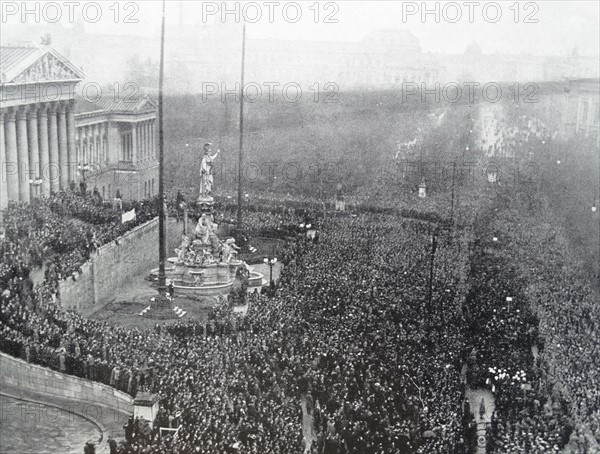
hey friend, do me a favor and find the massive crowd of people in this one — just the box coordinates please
[1,203,478,453]
[464,187,572,454]
[1,192,161,283]
[463,101,599,453]
[481,190,600,453]
[1,98,598,454]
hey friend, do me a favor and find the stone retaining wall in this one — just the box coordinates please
[58,218,181,315]
[0,352,132,424]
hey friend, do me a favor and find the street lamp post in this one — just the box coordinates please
[181,201,188,236]
[78,162,89,194]
[29,177,43,199]
[506,296,514,313]
[299,223,312,239]
[78,162,89,182]
[263,256,277,287]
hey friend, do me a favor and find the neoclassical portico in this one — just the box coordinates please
[0,45,84,208]
[74,96,158,201]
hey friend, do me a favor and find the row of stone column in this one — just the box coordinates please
[135,120,156,162]
[76,123,108,168]
[122,130,134,162]
[0,100,76,208]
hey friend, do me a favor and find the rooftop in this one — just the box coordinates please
[0,44,84,84]
[0,45,40,77]
[74,96,157,116]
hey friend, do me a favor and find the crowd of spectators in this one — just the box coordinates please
[462,102,600,453]
[463,187,572,453]
[1,98,598,454]
[504,197,600,452]
[2,191,480,453]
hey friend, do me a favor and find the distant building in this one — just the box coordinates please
[164,25,440,92]
[245,29,440,89]
[565,78,600,143]
[2,20,598,93]
[438,42,598,84]
[437,42,547,83]
[544,48,600,81]
[0,44,84,208]
[536,78,600,146]
[74,96,158,201]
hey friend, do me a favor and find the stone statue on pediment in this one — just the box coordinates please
[12,53,76,84]
[194,213,215,244]
[200,143,220,198]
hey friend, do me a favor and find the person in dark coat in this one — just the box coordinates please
[107,435,118,454]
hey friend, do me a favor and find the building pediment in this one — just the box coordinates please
[136,98,158,112]
[11,52,83,84]
[1,46,85,84]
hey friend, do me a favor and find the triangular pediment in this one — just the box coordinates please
[136,98,158,112]
[8,49,84,84]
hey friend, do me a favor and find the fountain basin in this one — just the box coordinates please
[149,258,264,296]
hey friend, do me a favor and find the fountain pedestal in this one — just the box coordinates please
[148,182,264,299]
[149,258,264,297]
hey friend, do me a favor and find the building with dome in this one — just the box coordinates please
[164,26,440,92]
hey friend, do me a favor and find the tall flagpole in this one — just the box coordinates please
[156,0,168,306]
[450,160,456,225]
[236,22,246,230]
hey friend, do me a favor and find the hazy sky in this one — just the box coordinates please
[4,1,600,56]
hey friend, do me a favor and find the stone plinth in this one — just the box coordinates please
[133,392,160,429]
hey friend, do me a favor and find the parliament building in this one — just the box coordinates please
[74,96,158,201]
[0,43,158,211]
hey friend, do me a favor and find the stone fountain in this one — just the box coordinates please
[149,143,264,296]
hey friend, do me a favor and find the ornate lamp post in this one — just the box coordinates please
[299,223,312,238]
[78,162,89,195]
[506,296,514,313]
[180,201,188,236]
[29,177,43,199]
[78,162,89,182]
[263,256,277,287]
